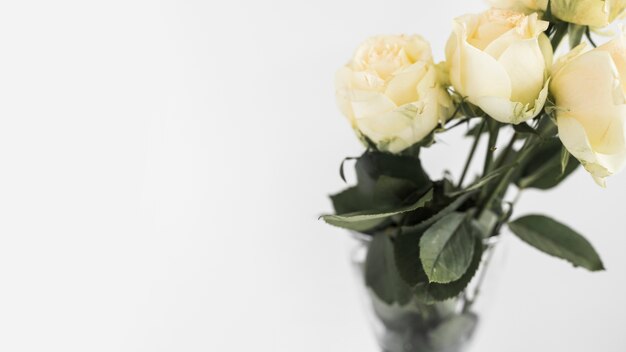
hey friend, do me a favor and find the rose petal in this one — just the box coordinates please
[475,77,549,123]
[557,115,624,186]
[497,39,546,105]
[349,91,397,121]
[538,33,553,73]
[385,62,427,106]
[552,51,620,145]
[457,25,512,100]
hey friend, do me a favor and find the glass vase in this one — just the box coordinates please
[350,233,505,352]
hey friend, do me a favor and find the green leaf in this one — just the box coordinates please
[568,24,586,49]
[356,151,430,190]
[585,26,597,47]
[448,163,516,197]
[365,234,413,305]
[402,192,475,234]
[508,215,605,271]
[512,122,538,135]
[544,0,556,22]
[322,189,433,231]
[330,186,373,215]
[394,227,425,286]
[399,142,422,159]
[328,152,434,232]
[413,237,484,303]
[396,235,484,304]
[420,212,476,283]
[338,156,357,183]
[441,175,457,196]
[373,175,418,208]
[394,192,477,288]
[329,176,419,232]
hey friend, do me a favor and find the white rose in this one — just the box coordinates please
[335,35,452,153]
[489,0,626,27]
[551,34,626,186]
[445,10,552,124]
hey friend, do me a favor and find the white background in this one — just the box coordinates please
[0,0,625,351]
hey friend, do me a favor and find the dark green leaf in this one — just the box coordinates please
[399,142,422,158]
[356,151,430,189]
[441,175,457,196]
[322,189,433,231]
[512,122,538,135]
[402,192,476,234]
[537,114,558,138]
[365,234,413,305]
[544,0,556,21]
[330,186,373,215]
[353,151,432,212]
[394,227,426,286]
[568,24,586,49]
[508,215,605,271]
[394,192,474,287]
[413,237,484,303]
[420,212,476,283]
[373,175,419,208]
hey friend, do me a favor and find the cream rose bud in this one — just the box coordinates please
[488,0,546,13]
[552,0,626,27]
[445,10,552,125]
[551,36,626,186]
[335,35,452,153]
[489,0,626,27]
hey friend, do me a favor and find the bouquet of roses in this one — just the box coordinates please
[322,1,626,350]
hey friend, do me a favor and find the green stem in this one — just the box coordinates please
[476,132,518,212]
[483,120,500,176]
[495,132,518,169]
[482,115,559,216]
[479,134,538,217]
[457,120,486,188]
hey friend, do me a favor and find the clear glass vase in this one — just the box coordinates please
[350,233,505,352]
